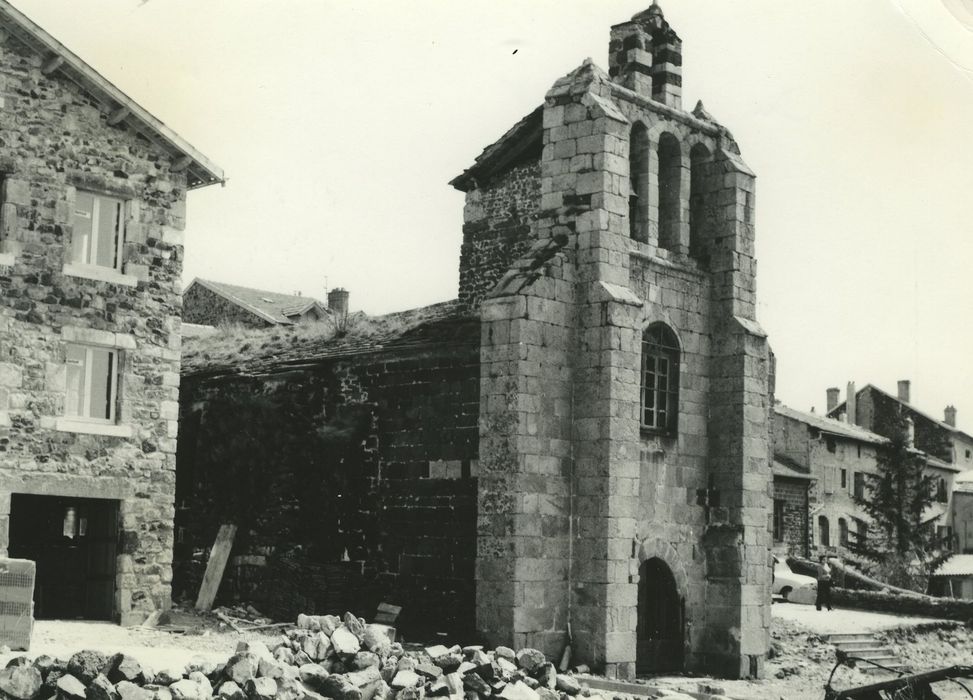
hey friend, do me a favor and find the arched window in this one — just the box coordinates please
[818,516,830,548]
[689,143,710,260]
[641,323,679,435]
[657,133,681,251]
[838,518,848,547]
[629,124,650,243]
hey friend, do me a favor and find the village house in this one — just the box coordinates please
[827,381,968,546]
[182,278,335,329]
[179,3,772,680]
[771,401,885,558]
[0,1,222,624]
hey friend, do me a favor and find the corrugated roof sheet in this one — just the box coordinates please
[190,279,328,326]
[775,404,888,445]
[932,554,973,577]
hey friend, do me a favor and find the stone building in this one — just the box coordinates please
[827,382,967,545]
[179,3,772,680]
[0,2,222,624]
[772,402,886,558]
[182,278,332,328]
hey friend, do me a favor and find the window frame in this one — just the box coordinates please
[640,323,680,436]
[70,190,126,271]
[63,342,120,424]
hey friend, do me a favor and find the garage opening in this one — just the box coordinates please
[636,557,684,675]
[8,494,118,620]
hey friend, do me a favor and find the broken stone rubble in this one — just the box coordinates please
[0,612,696,700]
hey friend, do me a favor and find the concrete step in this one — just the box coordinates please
[832,641,886,652]
[825,633,876,644]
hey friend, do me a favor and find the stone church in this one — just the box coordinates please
[179,3,772,680]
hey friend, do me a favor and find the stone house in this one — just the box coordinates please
[772,402,886,558]
[0,2,222,624]
[178,3,772,680]
[182,278,335,329]
[827,381,968,547]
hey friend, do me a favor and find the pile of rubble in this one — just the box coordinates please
[0,611,698,700]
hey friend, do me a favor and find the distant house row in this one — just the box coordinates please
[771,380,973,596]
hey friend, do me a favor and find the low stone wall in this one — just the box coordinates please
[833,587,973,621]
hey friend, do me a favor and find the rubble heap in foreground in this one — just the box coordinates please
[0,612,699,700]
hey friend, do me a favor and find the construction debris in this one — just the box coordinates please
[0,611,702,700]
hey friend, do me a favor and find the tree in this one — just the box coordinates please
[851,410,951,590]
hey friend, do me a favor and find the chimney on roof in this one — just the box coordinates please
[826,387,840,413]
[846,382,857,426]
[608,2,683,108]
[898,380,911,404]
[946,405,958,428]
[327,287,350,319]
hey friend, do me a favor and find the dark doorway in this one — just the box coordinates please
[8,494,118,620]
[636,557,684,675]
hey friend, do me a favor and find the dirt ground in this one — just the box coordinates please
[3,604,971,700]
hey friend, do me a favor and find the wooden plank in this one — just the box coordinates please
[195,524,237,612]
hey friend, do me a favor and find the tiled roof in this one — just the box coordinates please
[775,404,887,445]
[449,106,543,192]
[182,299,477,378]
[828,384,973,443]
[0,1,223,189]
[190,279,329,326]
[932,554,973,578]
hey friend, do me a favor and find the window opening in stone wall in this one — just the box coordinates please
[629,123,650,244]
[840,468,847,489]
[826,436,836,453]
[71,191,125,269]
[818,515,830,547]
[937,478,948,503]
[65,344,119,422]
[641,323,680,435]
[688,143,710,259]
[657,133,681,251]
[853,472,865,500]
[772,499,784,543]
[838,518,848,547]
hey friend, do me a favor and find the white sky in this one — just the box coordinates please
[11,0,973,433]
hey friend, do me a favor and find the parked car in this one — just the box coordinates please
[773,556,817,602]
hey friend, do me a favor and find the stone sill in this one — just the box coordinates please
[62,263,138,288]
[55,417,133,438]
[0,253,13,268]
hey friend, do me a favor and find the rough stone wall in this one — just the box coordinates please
[474,52,771,680]
[0,29,189,624]
[772,478,807,555]
[176,337,480,636]
[182,283,269,328]
[458,162,540,309]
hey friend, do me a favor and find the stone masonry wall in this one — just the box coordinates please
[176,336,480,637]
[458,161,540,309]
[182,283,269,328]
[0,29,189,624]
[773,478,807,555]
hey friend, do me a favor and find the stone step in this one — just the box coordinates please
[825,633,877,644]
[832,641,885,652]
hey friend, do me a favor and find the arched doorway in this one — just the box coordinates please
[636,557,684,675]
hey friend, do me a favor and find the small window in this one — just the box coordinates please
[966,449,971,460]
[840,469,847,489]
[65,344,119,422]
[838,518,848,547]
[71,191,125,269]
[853,472,865,500]
[773,499,785,543]
[818,515,830,547]
[857,519,868,546]
[641,323,680,435]
[937,478,948,503]
[825,436,836,453]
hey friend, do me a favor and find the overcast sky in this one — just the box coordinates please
[12,0,973,432]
